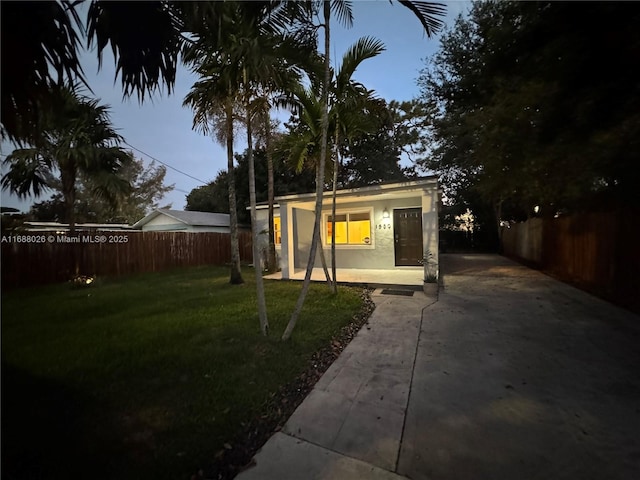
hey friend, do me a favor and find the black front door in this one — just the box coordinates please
[394,208,423,266]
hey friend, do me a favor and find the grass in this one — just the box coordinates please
[1,266,366,480]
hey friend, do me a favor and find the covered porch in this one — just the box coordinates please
[264,267,424,288]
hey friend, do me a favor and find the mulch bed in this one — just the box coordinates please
[191,288,376,480]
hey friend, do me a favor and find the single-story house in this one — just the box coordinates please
[253,177,439,282]
[132,209,230,233]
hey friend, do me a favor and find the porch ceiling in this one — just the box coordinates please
[264,267,424,287]
[285,190,425,211]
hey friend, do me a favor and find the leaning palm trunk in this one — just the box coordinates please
[246,86,269,336]
[313,161,333,288]
[318,222,333,288]
[283,1,332,341]
[330,121,340,294]
[226,98,244,285]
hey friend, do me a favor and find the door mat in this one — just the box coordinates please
[380,289,414,297]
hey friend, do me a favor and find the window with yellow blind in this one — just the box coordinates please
[273,217,281,245]
[326,210,372,245]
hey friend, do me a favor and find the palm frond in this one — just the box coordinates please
[396,1,446,38]
[336,36,386,92]
[87,1,184,101]
[1,1,88,144]
[2,149,55,198]
[331,0,354,28]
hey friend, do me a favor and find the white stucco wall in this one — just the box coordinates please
[267,181,439,279]
[310,197,422,270]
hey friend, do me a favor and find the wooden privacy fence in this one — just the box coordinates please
[502,209,640,313]
[1,231,253,290]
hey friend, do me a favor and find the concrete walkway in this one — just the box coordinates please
[238,254,640,480]
[399,254,640,480]
[237,287,434,479]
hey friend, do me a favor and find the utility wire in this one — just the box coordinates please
[123,141,209,185]
[3,143,210,187]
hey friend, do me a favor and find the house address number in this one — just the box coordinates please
[375,224,392,230]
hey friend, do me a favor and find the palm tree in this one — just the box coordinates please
[184,2,314,335]
[277,41,383,293]
[2,87,131,235]
[282,0,339,341]
[281,0,444,340]
[183,75,245,285]
[328,37,386,291]
[237,9,316,336]
[275,82,336,290]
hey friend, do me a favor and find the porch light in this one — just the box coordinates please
[382,208,390,219]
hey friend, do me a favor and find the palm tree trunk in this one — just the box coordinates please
[283,0,331,341]
[226,98,244,285]
[266,117,277,273]
[494,198,504,254]
[317,209,333,287]
[330,122,339,294]
[61,165,77,235]
[246,95,269,336]
[61,163,79,275]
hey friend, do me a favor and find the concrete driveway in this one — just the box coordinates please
[399,254,640,480]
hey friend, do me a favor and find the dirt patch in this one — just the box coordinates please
[191,288,376,480]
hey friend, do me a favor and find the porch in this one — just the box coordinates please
[264,267,424,288]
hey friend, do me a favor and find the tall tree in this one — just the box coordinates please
[283,0,339,341]
[29,158,173,224]
[185,147,316,224]
[328,36,386,291]
[183,75,246,285]
[184,1,315,335]
[236,8,314,336]
[338,99,418,188]
[283,0,446,340]
[2,87,131,234]
[277,84,338,290]
[419,1,640,242]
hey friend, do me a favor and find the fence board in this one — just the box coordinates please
[502,210,640,313]
[1,231,253,290]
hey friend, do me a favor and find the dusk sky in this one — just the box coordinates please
[0,0,470,215]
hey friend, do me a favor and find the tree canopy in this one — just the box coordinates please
[418,0,640,226]
[2,87,132,233]
[185,146,315,224]
[29,158,173,224]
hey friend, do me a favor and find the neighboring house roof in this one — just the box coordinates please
[24,221,132,232]
[132,209,230,230]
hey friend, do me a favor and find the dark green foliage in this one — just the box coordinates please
[339,99,426,188]
[0,1,86,144]
[420,1,640,226]
[2,87,132,231]
[185,147,315,224]
[29,158,173,224]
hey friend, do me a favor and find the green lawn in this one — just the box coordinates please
[1,266,366,480]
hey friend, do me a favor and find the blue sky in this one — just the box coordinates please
[1,1,470,214]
